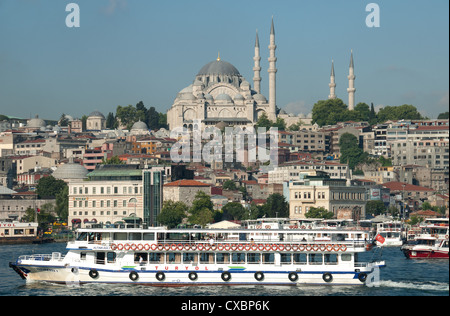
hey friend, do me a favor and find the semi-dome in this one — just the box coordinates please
[253,93,267,102]
[53,162,88,181]
[197,60,240,76]
[215,93,233,102]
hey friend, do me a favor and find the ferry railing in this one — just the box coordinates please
[70,238,370,251]
[18,253,65,262]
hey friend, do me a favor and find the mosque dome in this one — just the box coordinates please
[53,162,88,181]
[197,60,240,76]
[27,115,46,128]
[89,111,105,119]
[131,120,148,131]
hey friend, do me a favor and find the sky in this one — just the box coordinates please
[0,0,448,121]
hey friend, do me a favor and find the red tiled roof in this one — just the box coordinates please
[164,179,210,187]
[382,181,434,192]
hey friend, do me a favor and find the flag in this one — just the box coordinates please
[375,234,385,244]
[36,208,40,213]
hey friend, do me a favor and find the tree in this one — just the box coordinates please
[157,201,188,228]
[106,112,116,129]
[305,207,334,219]
[223,180,237,191]
[59,114,69,127]
[377,104,424,122]
[55,186,69,220]
[366,200,386,216]
[101,156,124,165]
[260,193,289,218]
[437,111,449,119]
[339,133,368,170]
[312,98,348,126]
[354,103,370,122]
[36,176,67,199]
[222,202,246,221]
[188,191,214,226]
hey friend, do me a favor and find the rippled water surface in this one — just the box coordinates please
[1,243,448,296]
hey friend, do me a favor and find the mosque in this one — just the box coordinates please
[166,18,357,131]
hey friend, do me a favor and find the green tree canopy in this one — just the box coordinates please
[339,133,368,170]
[312,98,348,126]
[366,200,386,216]
[188,191,214,226]
[305,207,334,219]
[157,200,188,228]
[36,176,67,199]
[259,193,289,218]
[376,104,424,122]
[221,202,246,221]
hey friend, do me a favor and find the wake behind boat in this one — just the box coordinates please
[10,225,384,286]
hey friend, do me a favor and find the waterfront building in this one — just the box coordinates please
[68,165,168,229]
[289,172,366,220]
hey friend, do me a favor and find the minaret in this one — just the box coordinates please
[347,50,356,110]
[328,59,336,100]
[268,17,277,121]
[253,30,262,94]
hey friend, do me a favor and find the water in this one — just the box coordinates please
[1,243,448,296]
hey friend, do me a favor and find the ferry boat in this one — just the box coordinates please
[374,221,404,247]
[0,220,39,245]
[401,235,449,259]
[10,225,384,286]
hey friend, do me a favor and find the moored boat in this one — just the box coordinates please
[10,225,384,286]
[401,235,449,259]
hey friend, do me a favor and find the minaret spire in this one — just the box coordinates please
[328,59,336,100]
[347,49,356,110]
[253,29,262,94]
[268,16,277,121]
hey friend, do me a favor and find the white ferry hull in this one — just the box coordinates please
[11,262,375,286]
[10,226,381,287]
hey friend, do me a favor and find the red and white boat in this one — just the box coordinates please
[401,235,449,259]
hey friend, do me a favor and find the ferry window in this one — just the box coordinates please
[341,254,352,261]
[134,253,147,263]
[77,232,88,241]
[309,253,323,265]
[262,253,274,264]
[107,252,116,263]
[129,233,142,240]
[113,232,127,240]
[200,253,213,264]
[80,252,86,260]
[293,253,307,264]
[14,229,24,235]
[324,254,338,265]
[232,253,246,264]
[216,253,230,264]
[247,253,261,264]
[281,254,292,264]
[167,253,181,264]
[183,253,198,264]
[143,233,155,241]
[96,252,105,264]
[149,253,163,264]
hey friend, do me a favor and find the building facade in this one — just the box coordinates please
[289,173,367,220]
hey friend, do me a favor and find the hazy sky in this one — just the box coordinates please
[0,0,448,121]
